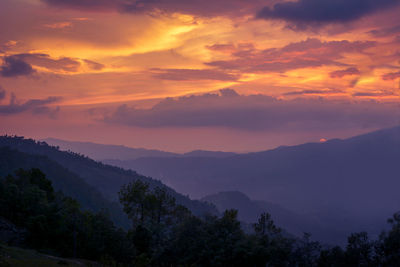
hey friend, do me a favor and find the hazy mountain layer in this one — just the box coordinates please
[103,126,400,243]
[43,138,237,161]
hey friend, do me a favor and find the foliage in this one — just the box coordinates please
[0,146,130,229]
[1,167,400,266]
[0,135,217,219]
[0,169,133,263]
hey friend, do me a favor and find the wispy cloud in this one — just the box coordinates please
[206,38,375,74]
[43,21,72,29]
[284,89,344,96]
[330,67,360,78]
[0,53,105,76]
[382,71,400,80]
[151,68,240,81]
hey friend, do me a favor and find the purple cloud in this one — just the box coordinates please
[104,89,400,131]
[0,86,6,100]
[206,38,375,73]
[14,53,81,72]
[1,53,104,75]
[353,91,396,97]
[284,89,343,96]
[0,90,62,116]
[368,24,400,37]
[83,59,105,70]
[330,67,360,78]
[0,56,36,77]
[382,71,400,80]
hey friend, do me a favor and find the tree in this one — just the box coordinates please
[254,212,281,237]
[376,212,400,266]
[294,233,321,267]
[0,169,132,263]
[119,180,149,227]
[344,232,375,266]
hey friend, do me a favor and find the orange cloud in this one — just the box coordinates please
[43,21,72,29]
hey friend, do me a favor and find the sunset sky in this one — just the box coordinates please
[1,0,400,152]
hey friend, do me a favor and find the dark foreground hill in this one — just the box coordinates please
[103,126,400,243]
[0,136,217,228]
[0,147,130,228]
[2,164,400,266]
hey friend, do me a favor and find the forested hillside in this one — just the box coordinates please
[0,136,217,223]
[0,146,130,228]
[1,168,400,266]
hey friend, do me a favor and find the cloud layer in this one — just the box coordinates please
[42,0,266,17]
[104,89,400,131]
[382,71,400,81]
[257,0,400,26]
[0,53,105,77]
[330,67,360,78]
[151,68,240,81]
[206,38,375,73]
[0,88,61,117]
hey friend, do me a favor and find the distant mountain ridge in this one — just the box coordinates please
[99,125,400,243]
[43,138,237,161]
[43,138,179,161]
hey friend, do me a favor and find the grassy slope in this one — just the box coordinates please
[0,243,99,267]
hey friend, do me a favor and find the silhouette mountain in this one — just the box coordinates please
[0,136,217,228]
[0,146,130,228]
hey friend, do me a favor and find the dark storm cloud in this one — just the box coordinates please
[0,56,36,77]
[257,0,400,27]
[104,89,400,131]
[14,53,81,72]
[1,53,104,74]
[43,0,266,17]
[151,68,240,81]
[42,0,119,11]
[329,67,360,78]
[206,38,375,73]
